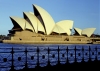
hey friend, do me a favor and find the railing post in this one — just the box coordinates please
[96,45,97,61]
[82,46,84,62]
[67,46,68,63]
[37,46,39,67]
[10,47,14,71]
[47,46,50,69]
[25,47,27,69]
[58,45,59,65]
[89,46,91,62]
[75,45,76,62]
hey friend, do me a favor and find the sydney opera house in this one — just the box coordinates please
[3,4,100,44]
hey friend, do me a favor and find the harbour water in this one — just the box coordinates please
[0,43,100,71]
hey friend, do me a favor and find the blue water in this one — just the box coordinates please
[0,43,100,71]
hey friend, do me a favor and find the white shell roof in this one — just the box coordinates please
[10,16,34,32]
[37,18,45,33]
[74,27,82,35]
[23,12,38,33]
[53,24,66,34]
[24,12,45,33]
[9,4,96,37]
[29,12,34,15]
[56,20,74,35]
[33,4,55,35]
[82,28,96,37]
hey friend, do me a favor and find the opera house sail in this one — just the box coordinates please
[3,4,100,44]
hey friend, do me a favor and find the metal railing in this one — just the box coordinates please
[0,44,100,71]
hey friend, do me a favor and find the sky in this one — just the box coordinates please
[0,0,100,35]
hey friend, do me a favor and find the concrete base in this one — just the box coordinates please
[3,40,92,44]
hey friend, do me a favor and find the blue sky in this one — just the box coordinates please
[0,0,99,35]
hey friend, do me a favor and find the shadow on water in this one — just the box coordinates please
[13,60,100,71]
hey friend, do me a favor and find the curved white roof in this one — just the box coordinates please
[37,18,45,33]
[29,12,45,33]
[23,12,38,33]
[10,16,34,32]
[74,27,82,35]
[56,20,74,35]
[53,24,66,34]
[82,28,96,37]
[29,12,34,15]
[24,12,45,33]
[33,4,55,35]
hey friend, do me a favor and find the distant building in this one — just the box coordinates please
[5,4,97,44]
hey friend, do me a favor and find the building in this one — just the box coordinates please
[74,27,96,37]
[3,4,99,44]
